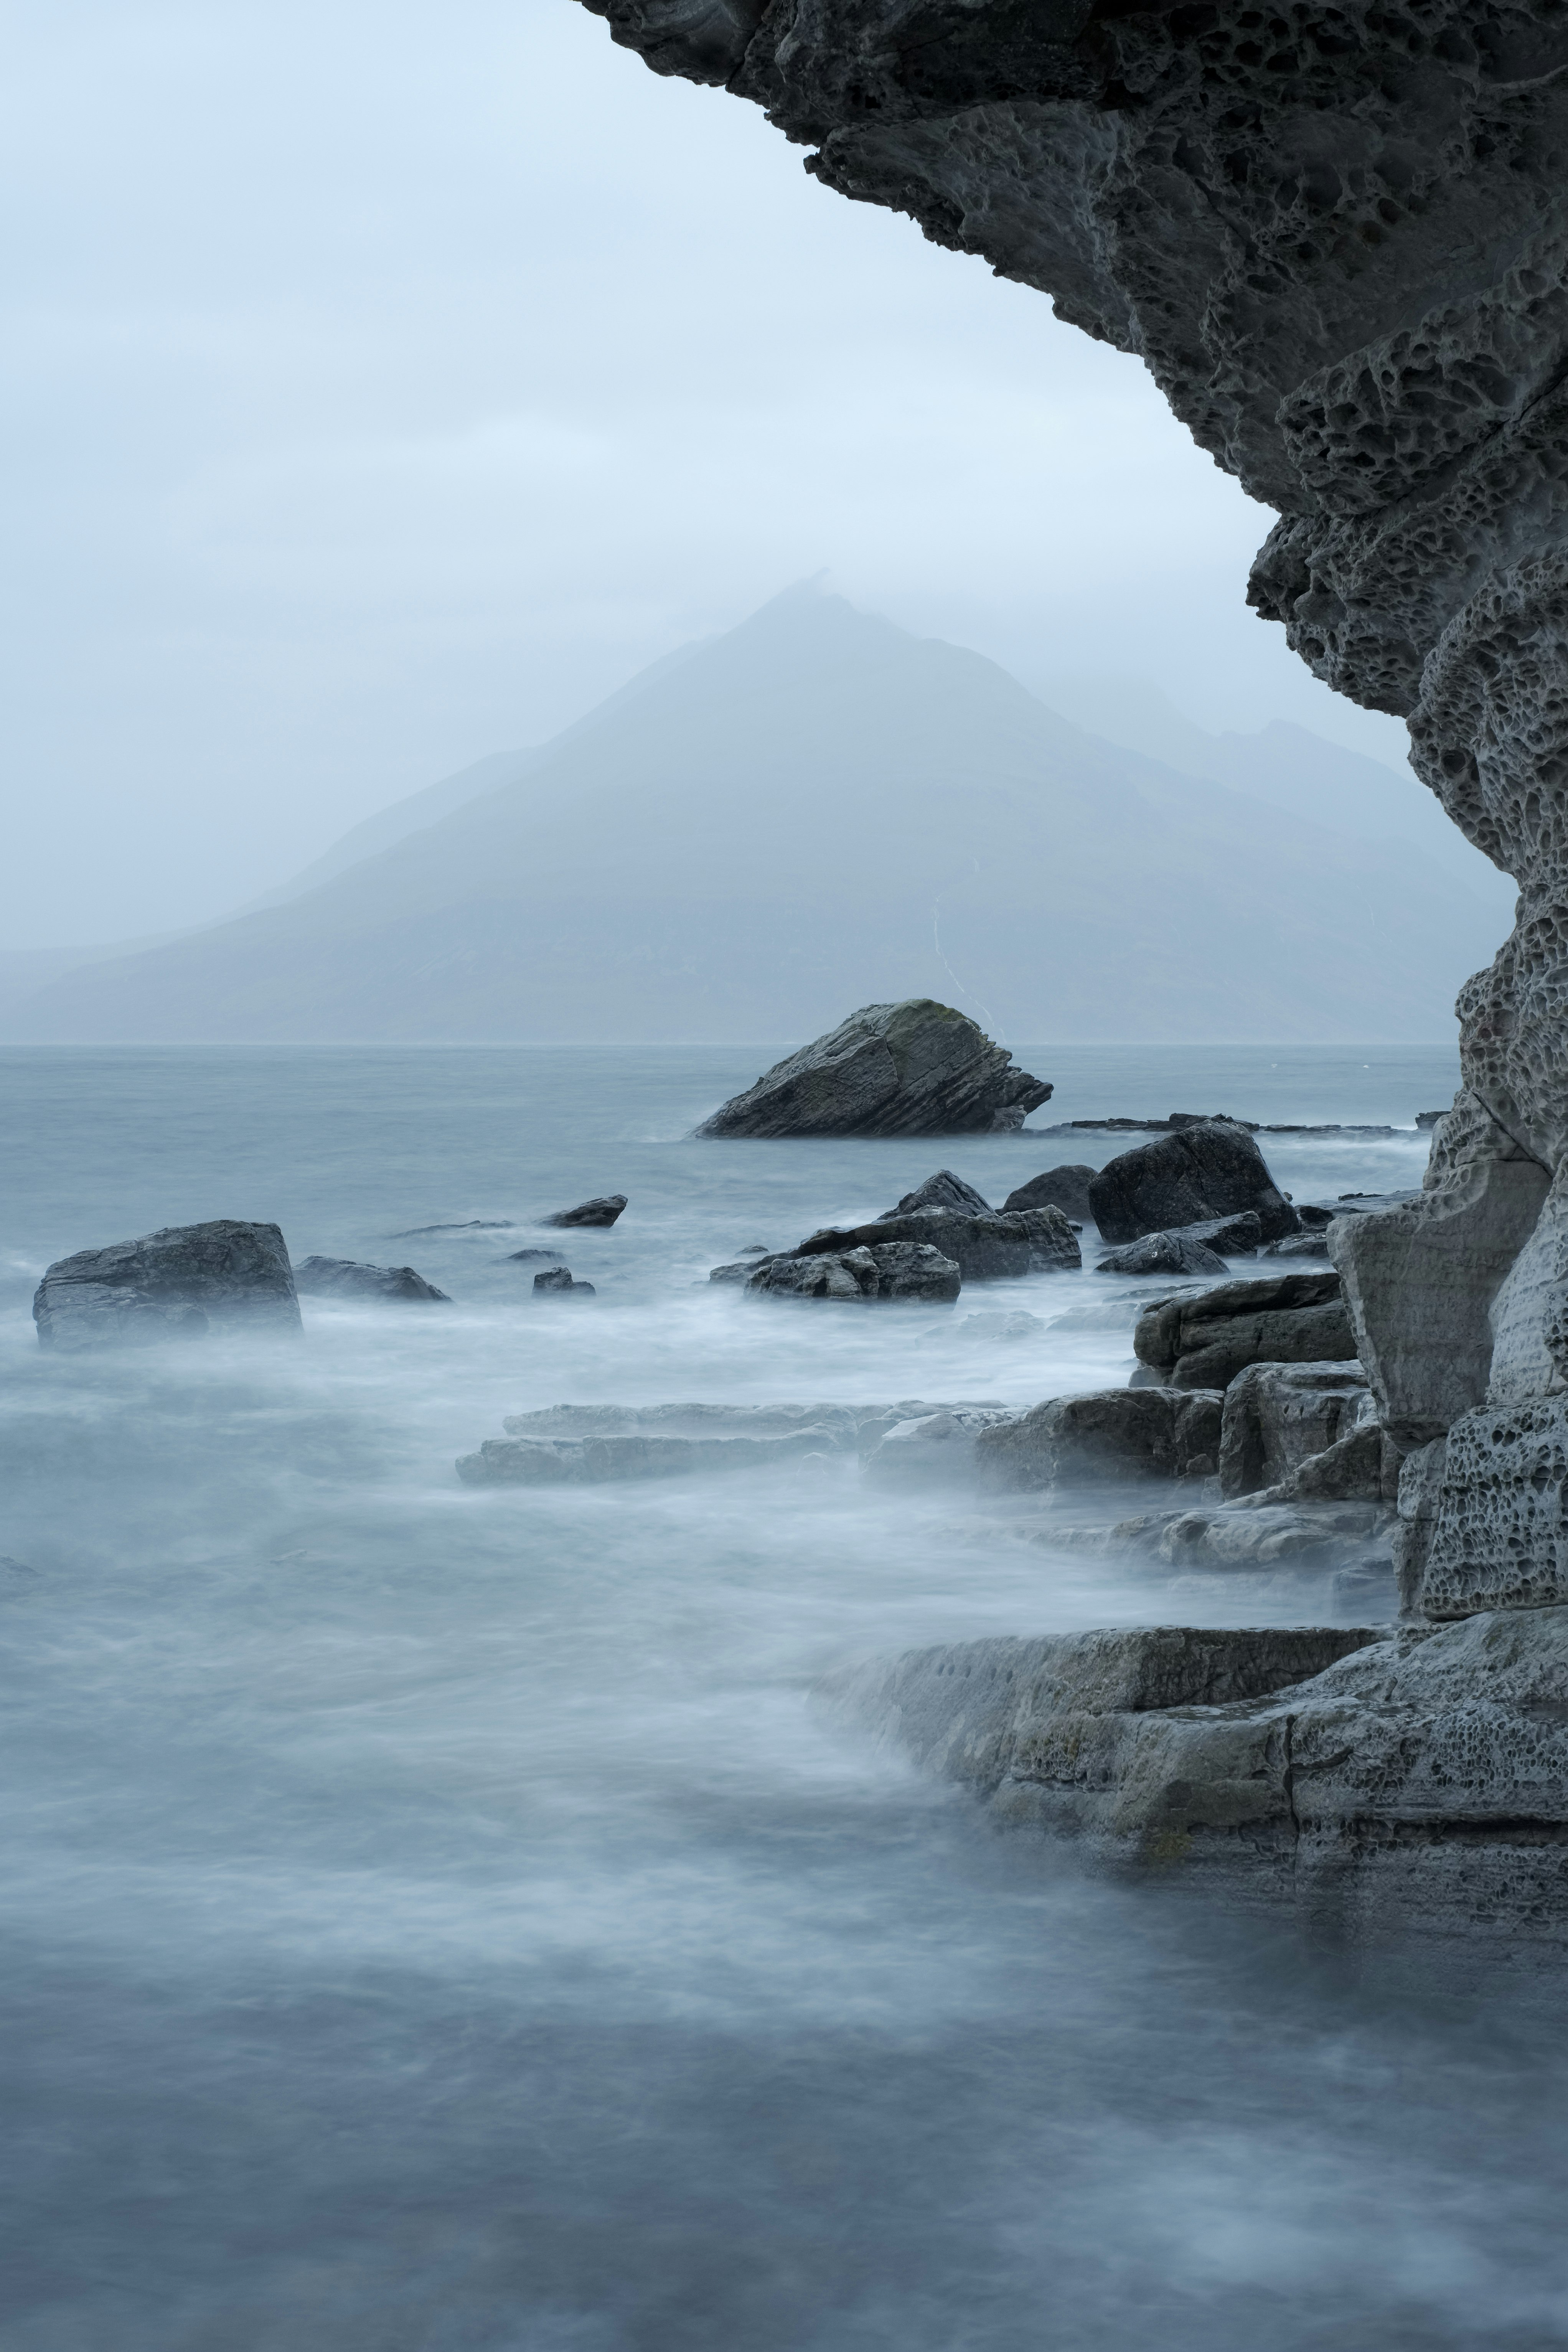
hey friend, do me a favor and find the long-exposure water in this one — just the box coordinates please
[5,1041,1567,2350]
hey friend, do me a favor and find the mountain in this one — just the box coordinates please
[1040,675,1501,894]
[2,587,1518,1044]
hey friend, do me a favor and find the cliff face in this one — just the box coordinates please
[584,0,1568,1618]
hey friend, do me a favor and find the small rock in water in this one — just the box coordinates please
[534,1267,596,1297]
[542,1194,627,1228]
[1096,1232,1231,1278]
[393,1219,515,1237]
[294,1255,450,1302]
[881,1169,993,1218]
[1263,1231,1332,1259]
[955,1311,1046,1340]
[747,1242,961,1302]
[1002,1164,1096,1222]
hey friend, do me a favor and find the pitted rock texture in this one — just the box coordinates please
[583,0,1568,1626]
[822,1613,1568,1946]
[693,1000,1051,1136]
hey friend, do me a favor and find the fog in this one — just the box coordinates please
[2,0,1414,952]
[8,1042,1568,2344]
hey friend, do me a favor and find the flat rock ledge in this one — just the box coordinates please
[694,1000,1051,1138]
[819,1614,1568,1953]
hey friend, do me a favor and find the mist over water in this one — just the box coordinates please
[7,1042,1568,2349]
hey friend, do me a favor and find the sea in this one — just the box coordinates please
[4,1040,1567,2351]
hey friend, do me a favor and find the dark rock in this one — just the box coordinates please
[393,1220,514,1236]
[692,1000,1051,1138]
[1089,1122,1299,1247]
[1001,1164,1095,1222]
[975,1387,1223,1491]
[509,1247,568,1264]
[1096,1212,1261,1277]
[542,1194,627,1228]
[1262,1232,1332,1260]
[1218,1361,1374,1499]
[32,1220,301,1349]
[294,1255,450,1303]
[790,1204,1079,1282]
[1094,1232,1230,1280]
[747,1240,961,1303]
[1133,1272,1354,1393]
[534,1267,596,1297]
[882,1169,991,1218]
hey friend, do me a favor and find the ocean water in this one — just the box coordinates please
[5,1040,1568,2351]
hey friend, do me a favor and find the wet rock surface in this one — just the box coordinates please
[1089,1123,1298,1248]
[822,1613,1568,1951]
[32,1220,302,1348]
[692,1000,1051,1137]
[294,1255,450,1303]
[747,1239,963,1303]
[541,1194,627,1228]
[975,1387,1223,1491]
[790,1204,1080,1283]
[534,1267,596,1298]
[1134,1271,1355,1392]
[1001,1164,1095,1223]
[1095,1211,1261,1278]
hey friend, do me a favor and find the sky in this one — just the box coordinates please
[3,0,1416,951]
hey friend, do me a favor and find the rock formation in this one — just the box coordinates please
[33,1220,301,1348]
[587,0,1568,1928]
[1089,1123,1298,1246]
[693,1001,1051,1136]
[294,1255,450,1302]
[745,1238,963,1300]
[1094,1210,1262,1276]
[975,1387,1223,1489]
[821,1617,1568,1953]
[542,1194,627,1228]
[534,1267,597,1297]
[1134,1270,1357,1390]
[1001,1165,1095,1223]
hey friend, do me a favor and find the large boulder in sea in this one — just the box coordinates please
[33,1220,301,1348]
[693,1001,1052,1138]
[1001,1165,1095,1223]
[746,1240,962,1302]
[790,1204,1079,1283]
[1089,1121,1299,1246]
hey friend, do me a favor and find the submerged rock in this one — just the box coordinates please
[862,1405,1019,1483]
[457,1400,999,1484]
[1001,1164,1096,1223]
[294,1255,450,1303]
[32,1220,301,1349]
[542,1194,627,1228]
[788,1204,1080,1283]
[692,1001,1052,1138]
[821,1613,1568,1950]
[1089,1123,1299,1247]
[1096,1212,1262,1276]
[747,1240,961,1302]
[534,1267,596,1297]
[1133,1271,1355,1391]
[975,1387,1223,1491]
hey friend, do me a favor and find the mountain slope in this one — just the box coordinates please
[5,587,1514,1043]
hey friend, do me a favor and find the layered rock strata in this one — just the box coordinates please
[693,1000,1051,1136]
[822,1616,1568,1953]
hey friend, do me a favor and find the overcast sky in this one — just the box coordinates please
[3,0,1415,950]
